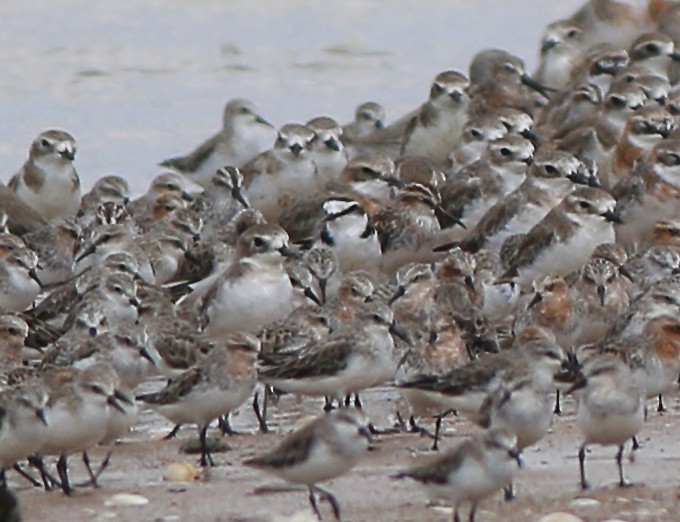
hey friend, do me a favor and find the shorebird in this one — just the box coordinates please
[8,130,81,220]
[160,98,274,188]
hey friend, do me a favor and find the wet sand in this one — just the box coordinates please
[12,388,680,522]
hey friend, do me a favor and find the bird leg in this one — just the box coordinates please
[468,502,477,522]
[219,414,242,436]
[616,444,632,487]
[657,394,666,413]
[553,389,561,415]
[314,485,341,522]
[28,455,60,491]
[252,391,270,434]
[56,454,72,495]
[82,451,100,488]
[10,464,40,488]
[453,503,461,522]
[579,445,589,490]
[431,409,457,451]
[632,436,641,451]
[163,424,182,440]
[308,487,323,521]
[503,481,515,501]
[199,424,215,467]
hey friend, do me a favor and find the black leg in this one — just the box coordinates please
[28,456,58,491]
[553,389,561,415]
[579,445,589,490]
[353,393,362,409]
[82,452,100,488]
[253,391,270,434]
[395,411,408,431]
[453,503,461,522]
[219,414,241,436]
[323,396,334,413]
[315,485,341,521]
[0,469,5,489]
[12,463,42,487]
[616,444,632,487]
[344,394,351,407]
[199,424,215,467]
[657,394,666,413]
[432,416,443,451]
[468,502,477,522]
[163,424,182,440]
[56,455,72,495]
[308,487,322,521]
[632,436,641,451]
[76,451,112,488]
[503,482,515,501]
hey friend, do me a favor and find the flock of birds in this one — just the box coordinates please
[5,0,680,521]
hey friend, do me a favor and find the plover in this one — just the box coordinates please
[500,187,621,289]
[306,116,348,182]
[8,130,81,220]
[447,114,508,171]
[400,70,470,164]
[440,135,535,236]
[534,19,587,90]
[468,49,553,116]
[342,101,385,142]
[199,224,295,337]
[242,123,319,223]
[160,98,274,188]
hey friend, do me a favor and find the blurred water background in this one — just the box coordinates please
[0,0,584,194]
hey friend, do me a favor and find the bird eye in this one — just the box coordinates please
[660,152,680,166]
[500,148,512,157]
[113,285,123,293]
[567,29,579,38]
[579,201,590,209]
[7,327,18,336]
[469,129,482,139]
[544,165,557,175]
[240,107,250,114]
[41,139,50,147]
[645,43,659,54]
[608,96,625,108]
[253,237,265,247]
[90,384,105,395]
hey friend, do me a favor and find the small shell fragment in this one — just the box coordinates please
[104,493,149,507]
[537,513,585,522]
[569,498,601,508]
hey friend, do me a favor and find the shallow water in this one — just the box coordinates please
[0,1,584,194]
